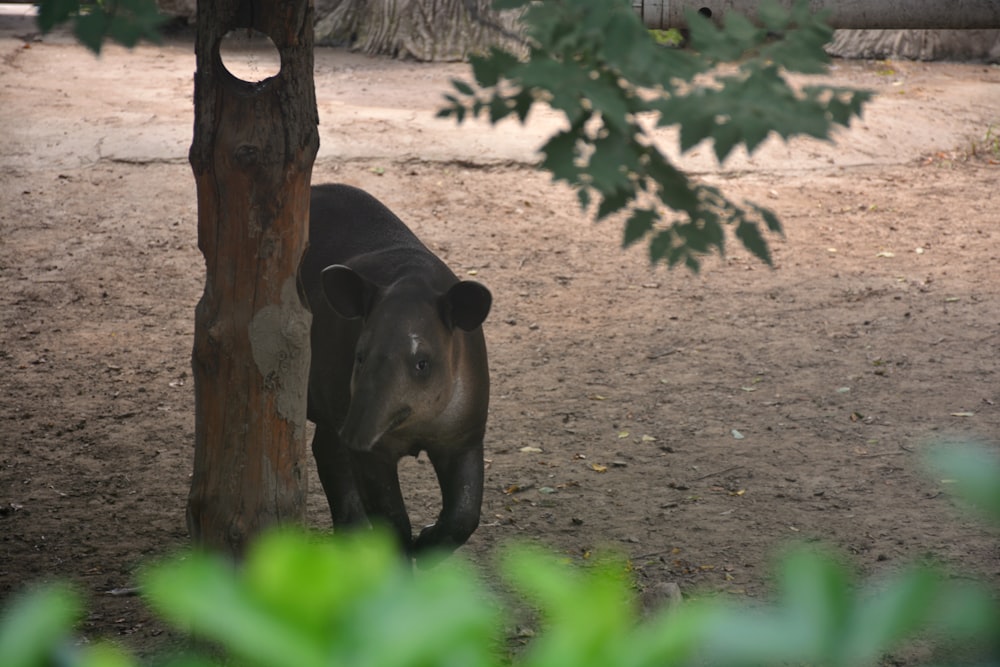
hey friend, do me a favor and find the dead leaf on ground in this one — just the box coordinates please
[590,463,608,473]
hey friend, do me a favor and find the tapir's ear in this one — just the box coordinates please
[442,281,492,331]
[321,265,373,319]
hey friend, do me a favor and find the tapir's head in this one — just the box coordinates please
[320,265,491,452]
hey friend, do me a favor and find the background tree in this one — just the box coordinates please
[314,0,525,60]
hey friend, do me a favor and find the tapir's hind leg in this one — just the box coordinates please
[415,441,484,559]
[311,424,367,530]
[352,453,414,554]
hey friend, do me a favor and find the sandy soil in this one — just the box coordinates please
[1,4,999,662]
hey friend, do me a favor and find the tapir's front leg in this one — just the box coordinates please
[414,440,484,560]
[311,425,367,530]
[352,452,414,554]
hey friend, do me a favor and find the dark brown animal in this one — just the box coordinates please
[301,184,491,561]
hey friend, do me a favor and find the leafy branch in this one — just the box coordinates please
[34,0,164,54]
[440,0,872,270]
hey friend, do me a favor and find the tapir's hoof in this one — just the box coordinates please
[411,523,456,568]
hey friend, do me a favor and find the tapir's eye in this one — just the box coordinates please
[415,359,430,374]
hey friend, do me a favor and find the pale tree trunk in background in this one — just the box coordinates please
[827,29,1000,62]
[315,0,526,61]
[157,2,1000,63]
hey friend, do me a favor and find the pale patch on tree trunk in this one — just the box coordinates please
[316,0,526,61]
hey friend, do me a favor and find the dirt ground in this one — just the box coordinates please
[2,4,1000,662]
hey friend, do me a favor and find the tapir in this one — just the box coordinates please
[300,183,492,560]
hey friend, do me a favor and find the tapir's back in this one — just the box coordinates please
[303,183,447,288]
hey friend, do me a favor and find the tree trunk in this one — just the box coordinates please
[827,30,1000,62]
[315,0,526,61]
[187,0,320,558]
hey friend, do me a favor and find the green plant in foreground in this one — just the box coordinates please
[440,0,871,270]
[2,443,998,667]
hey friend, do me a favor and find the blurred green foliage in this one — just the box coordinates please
[2,445,997,667]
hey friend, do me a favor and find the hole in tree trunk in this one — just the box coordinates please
[219,29,281,83]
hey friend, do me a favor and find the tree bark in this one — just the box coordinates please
[827,29,1000,62]
[187,0,319,558]
[315,0,526,61]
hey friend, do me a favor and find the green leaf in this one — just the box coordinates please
[844,567,941,665]
[243,528,399,644]
[648,229,676,266]
[587,126,640,193]
[721,11,762,50]
[338,557,499,667]
[502,545,636,667]
[735,218,772,265]
[647,156,698,216]
[73,9,110,54]
[107,0,165,48]
[76,642,135,667]
[579,74,631,133]
[470,49,518,88]
[540,128,582,184]
[758,0,791,32]
[512,89,534,123]
[441,94,466,123]
[488,95,512,123]
[35,0,78,33]
[142,548,330,667]
[819,87,872,127]
[623,208,657,247]
[0,584,81,667]
[778,548,852,657]
[451,78,475,96]
[750,202,783,234]
[675,96,716,153]
[687,6,761,61]
[698,606,807,665]
[596,186,633,220]
[930,578,1000,640]
[927,443,1000,523]
[710,120,743,163]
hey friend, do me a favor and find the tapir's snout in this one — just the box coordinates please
[339,402,413,452]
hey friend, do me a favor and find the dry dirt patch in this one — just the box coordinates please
[1,8,999,662]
